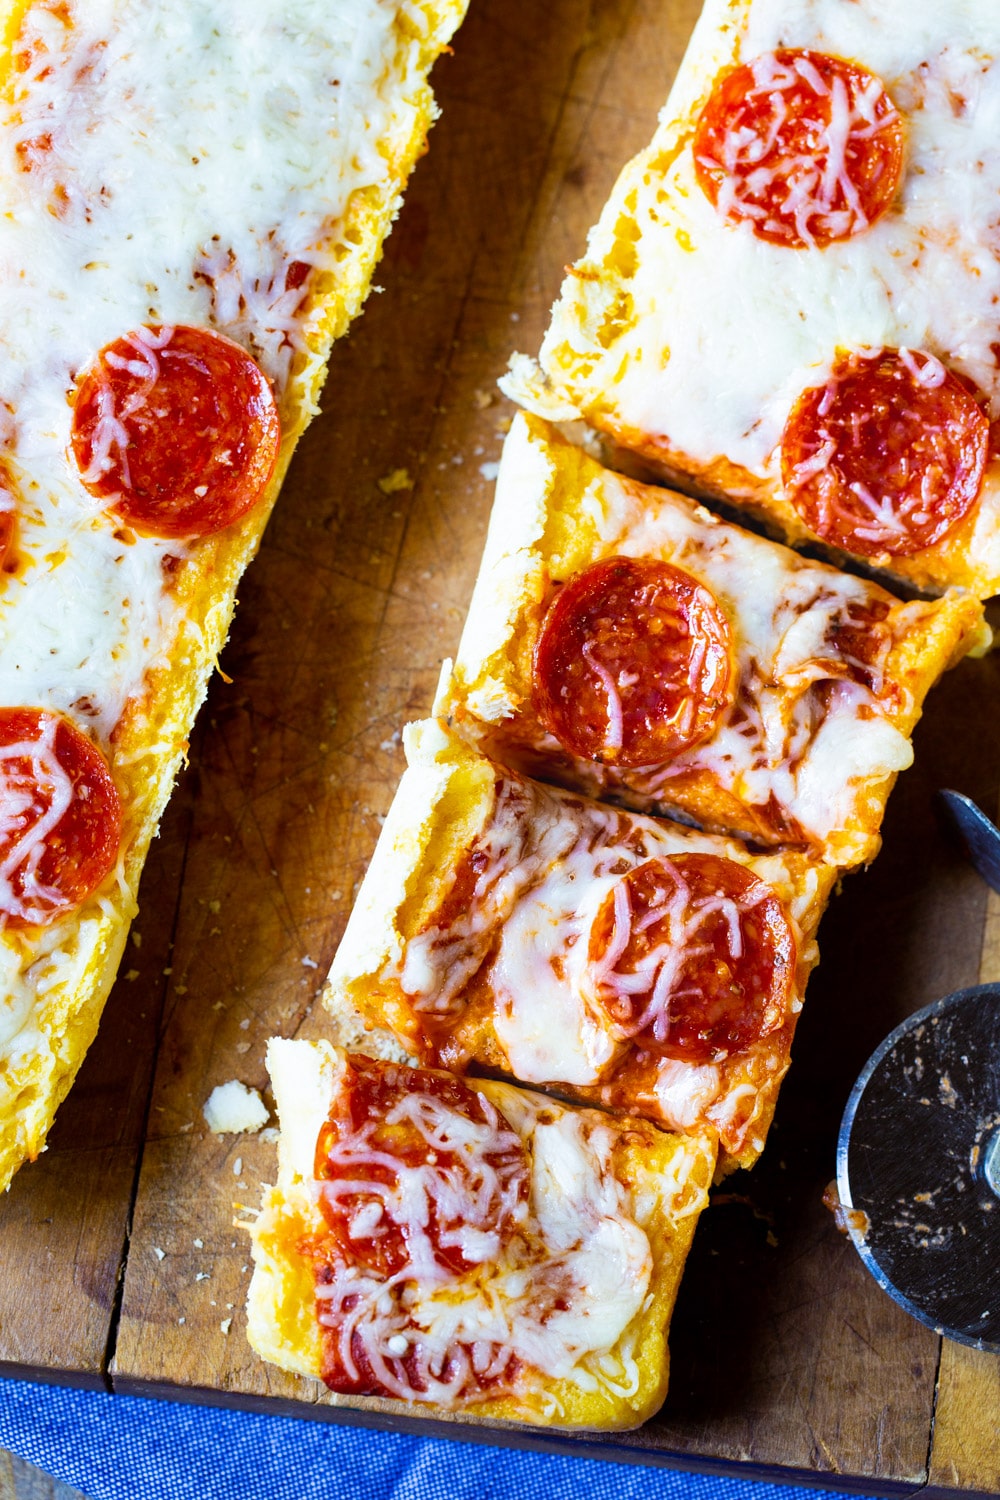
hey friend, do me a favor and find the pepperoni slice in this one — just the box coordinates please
[692,49,904,248]
[533,557,733,768]
[781,348,989,557]
[0,708,121,927]
[588,854,795,1064]
[70,325,280,540]
[314,1057,527,1400]
[314,1055,527,1279]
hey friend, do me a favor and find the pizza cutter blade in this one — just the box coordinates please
[938,788,1000,895]
[836,788,1000,1347]
[836,981,1000,1351]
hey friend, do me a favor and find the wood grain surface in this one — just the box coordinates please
[1,0,999,1492]
[0,1451,86,1500]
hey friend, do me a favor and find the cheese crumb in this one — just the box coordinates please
[203,1081,269,1135]
[377,467,413,495]
[152,1247,165,1261]
[220,1318,232,1335]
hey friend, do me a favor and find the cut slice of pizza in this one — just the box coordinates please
[502,0,1000,596]
[325,719,837,1172]
[442,413,987,868]
[245,1037,716,1429]
[0,0,467,1192]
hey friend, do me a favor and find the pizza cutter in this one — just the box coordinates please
[834,791,1000,1352]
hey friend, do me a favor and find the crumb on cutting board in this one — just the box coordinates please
[377,467,414,494]
[203,1080,269,1135]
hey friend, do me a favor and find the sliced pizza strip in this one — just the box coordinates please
[246,1037,716,1429]
[0,0,467,1192]
[326,719,837,1172]
[502,0,1000,595]
[442,413,986,868]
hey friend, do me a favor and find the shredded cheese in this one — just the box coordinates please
[702,50,900,246]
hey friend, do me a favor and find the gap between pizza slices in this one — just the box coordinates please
[0,0,468,1195]
[243,0,1000,1431]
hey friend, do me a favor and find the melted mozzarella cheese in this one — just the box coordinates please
[653,1059,723,1128]
[515,0,1000,486]
[491,857,619,1086]
[510,1112,651,1381]
[0,0,418,1051]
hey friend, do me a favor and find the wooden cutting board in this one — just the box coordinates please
[0,1,998,1491]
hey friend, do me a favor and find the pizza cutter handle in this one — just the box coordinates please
[938,789,1000,896]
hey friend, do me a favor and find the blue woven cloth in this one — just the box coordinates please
[0,1378,852,1500]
